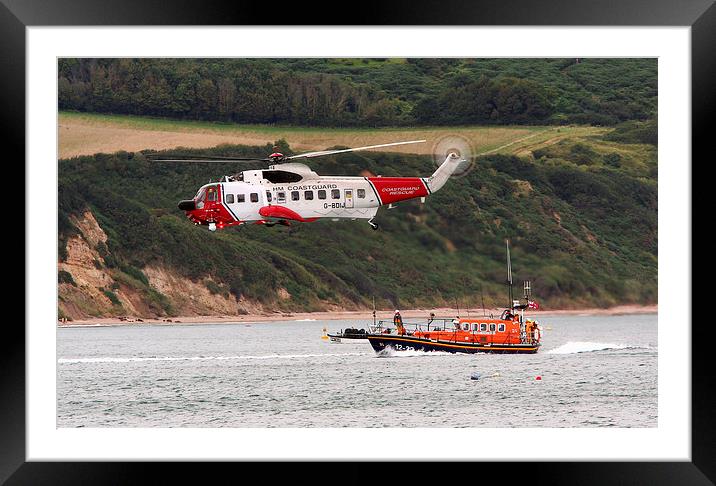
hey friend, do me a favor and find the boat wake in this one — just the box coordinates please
[375,348,453,358]
[546,341,652,354]
[58,352,367,364]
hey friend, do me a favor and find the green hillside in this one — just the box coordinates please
[58,128,657,315]
[58,58,657,127]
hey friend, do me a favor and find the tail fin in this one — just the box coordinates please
[425,153,465,193]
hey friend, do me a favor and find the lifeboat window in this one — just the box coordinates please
[357,188,366,198]
[331,189,341,199]
[250,193,259,203]
[305,190,314,200]
[291,191,300,201]
[318,190,327,200]
[237,194,245,203]
[207,187,218,202]
[472,323,479,331]
[489,323,496,332]
[498,324,505,332]
[480,323,487,332]
[225,194,234,204]
[462,323,470,331]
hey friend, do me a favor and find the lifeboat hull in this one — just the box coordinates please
[366,334,539,354]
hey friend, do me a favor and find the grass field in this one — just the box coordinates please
[59,111,608,159]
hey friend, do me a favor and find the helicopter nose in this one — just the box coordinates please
[178,199,196,211]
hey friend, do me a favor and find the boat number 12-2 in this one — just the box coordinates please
[393,344,415,351]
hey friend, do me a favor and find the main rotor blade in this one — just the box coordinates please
[287,140,426,160]
[146,154,269,162]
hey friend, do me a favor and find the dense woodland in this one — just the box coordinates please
[58,58,657,127]
[58,128,657,315]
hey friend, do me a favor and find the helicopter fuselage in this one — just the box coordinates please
[179,154,463,230]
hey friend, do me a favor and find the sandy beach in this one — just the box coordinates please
[58,304,657,327]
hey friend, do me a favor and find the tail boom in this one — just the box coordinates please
[425,153,465,193]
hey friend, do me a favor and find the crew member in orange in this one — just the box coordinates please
[525,320,534,344]
[394,310,405,335]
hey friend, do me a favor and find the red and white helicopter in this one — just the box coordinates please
[151,139,467,231]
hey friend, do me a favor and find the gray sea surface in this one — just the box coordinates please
[57,313,657,427]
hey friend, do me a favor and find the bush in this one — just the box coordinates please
[58,270,76,286]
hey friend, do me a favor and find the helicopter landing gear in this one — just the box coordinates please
[208,222,217,232]
[368,218,378,231]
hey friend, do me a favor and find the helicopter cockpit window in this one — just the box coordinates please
[262,170,303,184]
[195,188,206,209]
[207,186,218,202]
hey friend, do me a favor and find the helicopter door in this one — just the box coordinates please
[345,189,354,209]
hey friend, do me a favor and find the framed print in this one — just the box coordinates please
[6,0,713,483]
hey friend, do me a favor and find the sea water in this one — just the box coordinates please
[57,313,657,427]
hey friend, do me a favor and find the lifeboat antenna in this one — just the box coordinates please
[372,296,376,328]
[506,239,514,309]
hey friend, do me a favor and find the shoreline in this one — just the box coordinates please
[58,304,657,327]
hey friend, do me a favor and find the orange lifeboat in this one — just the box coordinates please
[366,239,543,354]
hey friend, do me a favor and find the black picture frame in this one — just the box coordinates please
[6,0,712,483]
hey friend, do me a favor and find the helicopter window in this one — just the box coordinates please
[304,190,314,200]
[277,192,286,203]
[250,193,259,203]
[237,194,245,203]
[291,191,300,201]
[318,190,327,200]
[331,189,340,199]
[489,323,496,332]
[480,323,487,332]
[262,170,303,184]
[266,191,272,203]
[225,194,234,204]
[357,189,366,198]
[498,324,505,332]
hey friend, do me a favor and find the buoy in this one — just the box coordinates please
[535,376,542,381]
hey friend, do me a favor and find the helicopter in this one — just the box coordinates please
[149,139,467,231]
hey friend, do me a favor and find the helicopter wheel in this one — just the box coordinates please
[368,219,378,231]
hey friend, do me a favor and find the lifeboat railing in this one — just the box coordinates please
[372,318,456,335]
[372,318,540,346]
